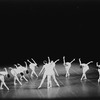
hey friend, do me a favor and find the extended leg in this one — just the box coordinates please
[81,73,85,80]
[38,74,46,89]
[65,68,70,77]
[49,76,52,88]
[14,77,17,85]
[16,76,22,85]
[0,82,4,90]
[47,75,51,89]
[67,69,70,76]
[52,74,60,87]
[98,75,100,82]
[84,73,87,80]
[20,76,23,81]
[22,75,28,82]
[3,81,9,90]
[66,70,70,77]
[31,71,38,77]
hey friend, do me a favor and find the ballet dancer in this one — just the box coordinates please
[27,58,38,78]
[38,57,60,89]
[96,62,100,83]
[9,67,22,85]
[63,56,75,77]
[79,58,93,81]
[0,68,10,90]
[14,63,28,82]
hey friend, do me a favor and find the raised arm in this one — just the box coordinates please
[48,56,50,63]
[27,59,32,64]
[24,61,28,68]
[79,58,81,65]
[31,58,36,64]
[17,63,22,66]
[70,58,75,64]
[14,64,18,68]
[63,56,66,65]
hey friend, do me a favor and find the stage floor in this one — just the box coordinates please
[0,64,100,99]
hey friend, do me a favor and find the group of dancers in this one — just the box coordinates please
[0,56,100,90]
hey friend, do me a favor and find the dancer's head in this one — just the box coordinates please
[43,60,47,64]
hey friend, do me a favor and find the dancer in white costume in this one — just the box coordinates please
[9,67,22,85]
[79,58,93,81]
[17,62,29,74]
[0,68,9,90]
[96,62,100,83]
[48,59,60,88]
[38,57,60,89]
[27,58,38,78]
[14,63,28,82]
[63,56,75,77]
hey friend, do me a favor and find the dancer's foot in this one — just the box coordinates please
[38,86,41,89]
[0,87,3,90]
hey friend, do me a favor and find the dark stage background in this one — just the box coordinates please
[0,0,100,67]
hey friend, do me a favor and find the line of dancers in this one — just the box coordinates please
[0,56,100,90]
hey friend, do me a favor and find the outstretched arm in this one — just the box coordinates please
[54,59,59,63]
[87,61,93,65]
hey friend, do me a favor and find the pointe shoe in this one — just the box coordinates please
[65,75,68,77]
[57,84,60,87]
[7,88,9,90]
[47,86,50,89]
[25,79,28,82]
[84,78,87,80]
[68,74,70,77]
[80,78,83,81]
[0,87,3,90]
[20,78,23,81]
[38,86,41,89]
[14,83,17,85]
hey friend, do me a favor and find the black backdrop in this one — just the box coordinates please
[0,0,100,66]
